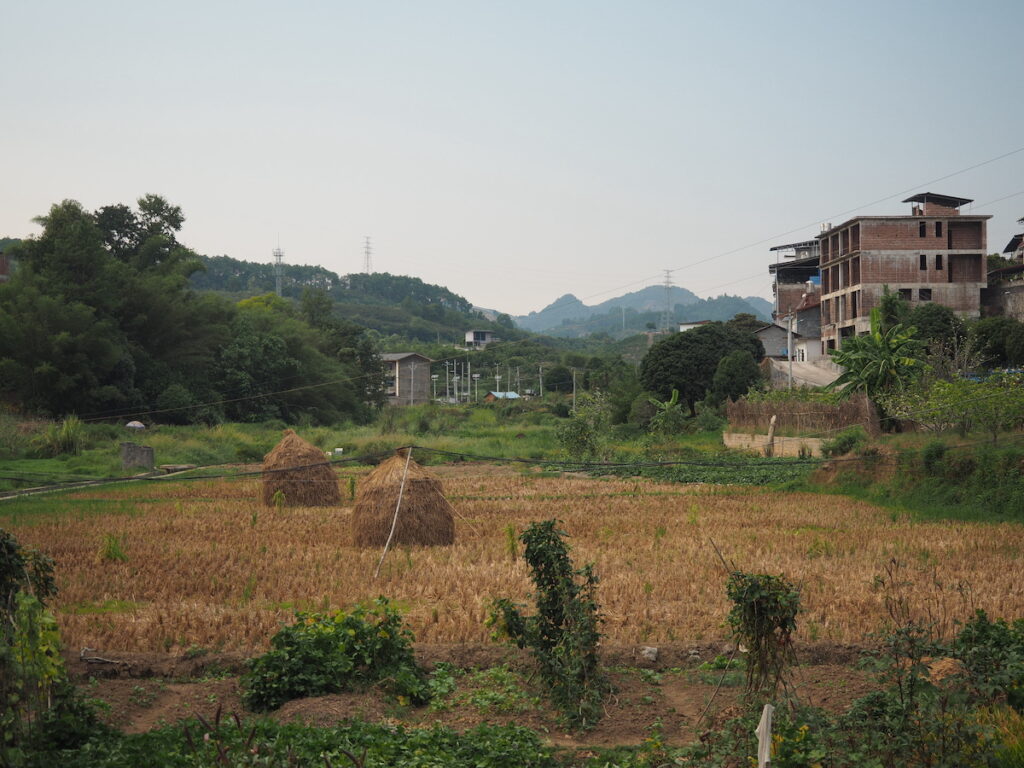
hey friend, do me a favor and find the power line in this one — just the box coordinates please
[516,145,1024,323]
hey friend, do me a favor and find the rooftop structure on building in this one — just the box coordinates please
[817,192,989,351]
[1004,217,1024,262]
[769,240,821,318]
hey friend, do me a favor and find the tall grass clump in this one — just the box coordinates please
[31,416,85,458]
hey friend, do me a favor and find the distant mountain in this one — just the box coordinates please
[743,295,773,319]
[514,285,771,335]
[515,286,700,332]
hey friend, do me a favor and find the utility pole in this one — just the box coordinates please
[786,306,794,391]
[409,360,416,406]
[431,374,438,400]
[445,362,451,402]
[571,368,577,412]
[539,365,544,396]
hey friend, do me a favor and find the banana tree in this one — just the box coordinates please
[827,308,925,401]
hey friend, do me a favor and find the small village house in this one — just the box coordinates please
[464,330,498,348]
[382,353,433,406]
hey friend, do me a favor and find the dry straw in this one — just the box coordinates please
[260,429,340,507]
[352,448,455,547]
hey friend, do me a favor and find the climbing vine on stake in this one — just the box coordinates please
[725,570,801,699]
[489,520,609,729]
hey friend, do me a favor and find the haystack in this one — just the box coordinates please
[261,429,340,507]
[352,449,455,547]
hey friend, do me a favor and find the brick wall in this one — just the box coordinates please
[776,284,806,315]
[948,220,984,249]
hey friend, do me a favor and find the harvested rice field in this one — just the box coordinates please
[4,463,1024,654]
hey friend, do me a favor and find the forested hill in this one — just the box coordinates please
[191,254,517,344]
[192,255,474,312]
[0,198,384,424]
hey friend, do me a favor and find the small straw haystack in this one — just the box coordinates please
[352,449,455,547]
[261,429,340,507]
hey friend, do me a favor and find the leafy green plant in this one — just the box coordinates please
[460,666,541,714]
[725,570,800,698]
[953,610,1024,712]
[489,519,609,729]
[647,389,687,435]
[97,534,128,563]
[2,529,102,762]
[31,416,85,458]
[241,597,430,712]
[555,392,611,461]
[827,307,926,404]
[921,439,948,476]
[821,426,868,458]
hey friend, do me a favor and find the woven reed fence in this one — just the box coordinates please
[726,393,879,437]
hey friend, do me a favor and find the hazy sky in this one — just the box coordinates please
[3,1,1023,316]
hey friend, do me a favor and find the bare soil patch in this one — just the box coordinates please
[71,643,877,747]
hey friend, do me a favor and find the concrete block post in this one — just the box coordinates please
[120,442,155,471]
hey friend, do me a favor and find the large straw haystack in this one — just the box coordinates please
[261,429,340,507]
[352,450,455,547]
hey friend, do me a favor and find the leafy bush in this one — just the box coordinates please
[37,716,557,768]
[489,520,609,729]
[554,393,611,461]
[953,610,1024,712]
[821,426,868,458]
[725,570,800,697]
[921,439,948,477]
[693,402,726,432]
[241,597,430,712]
[2,529,103,762]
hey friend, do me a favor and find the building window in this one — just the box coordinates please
[935,254,943,270]
[919,222,927,237]
[935,221,943,238]
[919,288,932,301]
[919,254,927,270]
[899,288,912,301]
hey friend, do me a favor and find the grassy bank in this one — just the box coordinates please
[804,435,1024,523]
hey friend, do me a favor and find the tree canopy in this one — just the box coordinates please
[0,197,383,423]
[639,324,764,415]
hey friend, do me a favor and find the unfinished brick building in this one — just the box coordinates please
[818,192,989,350]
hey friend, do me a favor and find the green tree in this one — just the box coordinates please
[544,364,573,394]
[639,323,764,416]
[907,302,963,347]
[726,312,764,334]
[970,316,1022,367]
[711,349,762,404]
[876,285,912,331]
